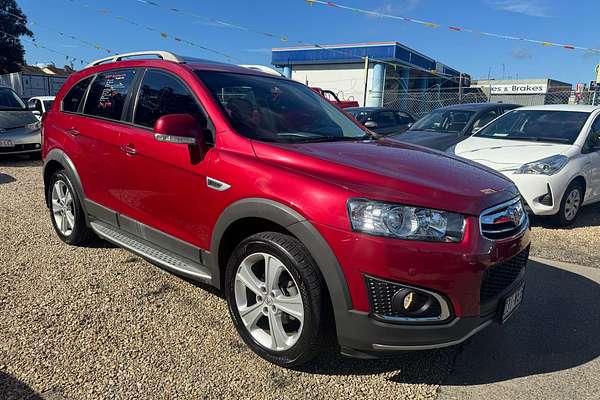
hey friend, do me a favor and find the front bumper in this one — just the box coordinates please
[0,128,42,155]
[502,171,572,216]
[313,215,530,354]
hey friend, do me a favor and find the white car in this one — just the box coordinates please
[451,105,600,226]
[27,96,55,120]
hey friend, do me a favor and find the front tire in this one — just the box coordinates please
[225,232,325,367]
[552,182,584,227]
[47,170,95,245]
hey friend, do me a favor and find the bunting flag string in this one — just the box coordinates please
[0,29,89,65]
[63,0,240,62]
[304,0,600,54]
[125,0,462,82]
[0,9,115,54]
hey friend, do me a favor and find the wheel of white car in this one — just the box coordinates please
[552,181,584,227]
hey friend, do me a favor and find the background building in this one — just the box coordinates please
[0,64,73,99]
[271,42,469,108]
[472,78,572,106]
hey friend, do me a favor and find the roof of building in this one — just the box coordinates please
[15,64,74,76]
[271,41,462,78]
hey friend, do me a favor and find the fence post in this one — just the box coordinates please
[362,56,369,107]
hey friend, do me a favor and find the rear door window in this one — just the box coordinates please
[134,70,207,129]
[84,70,136,121]
[62,76,93,113]
[371,111,397,128]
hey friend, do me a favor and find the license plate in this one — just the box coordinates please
[500,283,524,323]
[0,139,14,147]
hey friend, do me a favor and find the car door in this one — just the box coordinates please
[116,68,214,248]
[77,69,138,212]
[583,115,600,201]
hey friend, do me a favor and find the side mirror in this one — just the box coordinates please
[364,120,378,129]
[154,114,208,162]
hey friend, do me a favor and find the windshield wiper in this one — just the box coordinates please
[295,135,368,143]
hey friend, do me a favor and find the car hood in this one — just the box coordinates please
[252,139,518,216]
[0,110,37,129]
[452,137,572,172]
[388,130,463,151]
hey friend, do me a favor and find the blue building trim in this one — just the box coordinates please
[272,42,450,74]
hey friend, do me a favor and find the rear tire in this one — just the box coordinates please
[551,181,583,227]
[47,170,95,245]
[225,232,325,367]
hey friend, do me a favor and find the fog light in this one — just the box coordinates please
[392,288,434,316]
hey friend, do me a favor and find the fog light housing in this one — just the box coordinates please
[392,289,434,316]
[365,275,452,323]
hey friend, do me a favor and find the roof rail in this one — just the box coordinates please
[84,51,184,68]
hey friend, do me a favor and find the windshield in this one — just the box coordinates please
[475,110,590,145]
[43,100,54,111]
[410,109,475,133]
[196,71,370,143]
[0,88,26,110]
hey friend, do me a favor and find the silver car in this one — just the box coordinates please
[0,87,42,158]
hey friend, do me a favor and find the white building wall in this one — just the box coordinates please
[291,63,374,107]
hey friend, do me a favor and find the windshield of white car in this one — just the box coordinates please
[196,71,371,143]
[474,110,590,145]
[0,88,26,111]
[409,109,475,133]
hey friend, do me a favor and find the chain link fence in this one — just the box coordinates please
[383,89,599,120]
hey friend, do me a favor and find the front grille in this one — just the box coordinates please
[365,275,444,321]
[480,247,529,303]
[480,197,528,240]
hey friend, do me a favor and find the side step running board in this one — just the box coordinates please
[90,220,212,284]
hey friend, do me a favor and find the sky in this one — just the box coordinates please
[14,0,600,84]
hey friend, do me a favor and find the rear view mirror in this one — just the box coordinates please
[364,120,378,129]
[154,114,209,162]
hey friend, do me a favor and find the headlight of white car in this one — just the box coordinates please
[515,155,568,176]
[347,199,465,242]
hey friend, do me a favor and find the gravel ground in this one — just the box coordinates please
[0,159,453,399]
[530,204,600,268]
[1,160,598,399]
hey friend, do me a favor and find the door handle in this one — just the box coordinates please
[120,143,137,155]
[65,127,80,136]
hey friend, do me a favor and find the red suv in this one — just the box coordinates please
[42,51,530,367]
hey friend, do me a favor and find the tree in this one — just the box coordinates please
[0,0,33,73]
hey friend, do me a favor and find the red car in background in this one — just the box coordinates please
[310,87,359,108]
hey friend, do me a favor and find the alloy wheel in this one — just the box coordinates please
[564,189,581,221]
[51,180,75,236]
[234,252,304,352]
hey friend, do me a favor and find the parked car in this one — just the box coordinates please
[310,87,359,109]
[0,87,41,158]
[43,51,530,367]
[451,105,600,226]
[27,96,55,120]
[345,107,415,135]
[388,103,520,151]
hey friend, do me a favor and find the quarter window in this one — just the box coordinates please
[134,70,206,129]
[84,70,136,121]
[62,76,93,113]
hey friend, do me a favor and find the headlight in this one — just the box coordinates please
[347,199,465,242]
[515,155,568,176]
[25,121,41,129]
